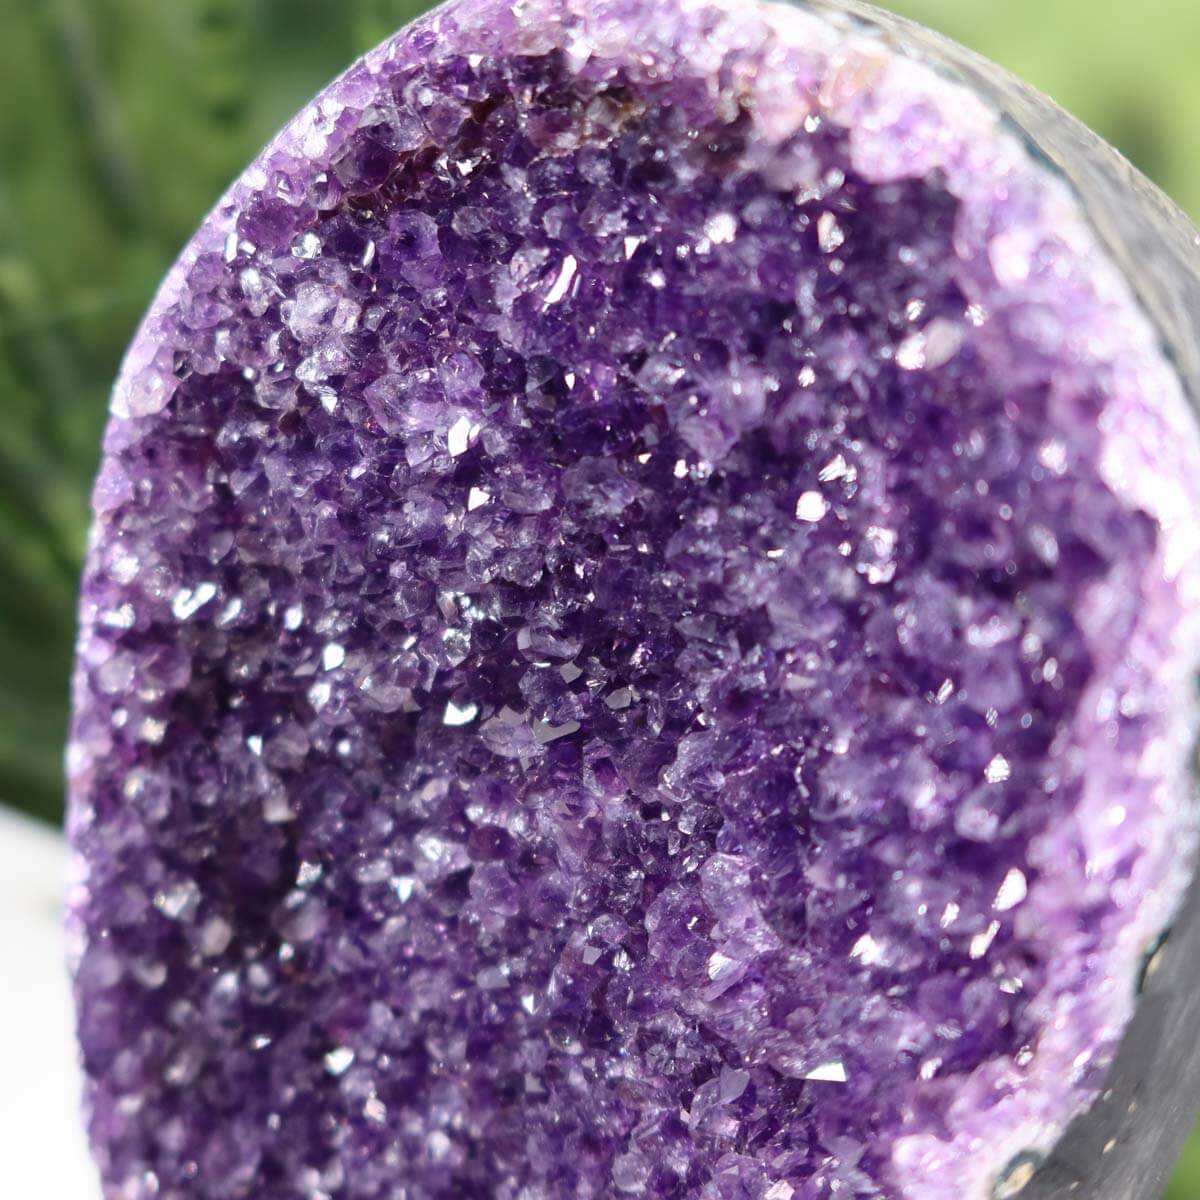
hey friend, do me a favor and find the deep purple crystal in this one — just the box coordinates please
[68,1,1200,1197]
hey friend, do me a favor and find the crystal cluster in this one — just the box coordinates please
[68,1,1200,1197]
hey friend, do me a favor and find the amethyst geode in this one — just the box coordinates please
[67,1,1200,1197]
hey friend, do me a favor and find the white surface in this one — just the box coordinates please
[0,807,99,1197]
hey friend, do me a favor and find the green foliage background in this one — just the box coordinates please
[1,0,1197,1189]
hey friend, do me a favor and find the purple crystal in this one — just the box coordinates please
[67,1,1200,1197]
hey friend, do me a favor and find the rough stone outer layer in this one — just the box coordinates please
[68,1,1200,1198]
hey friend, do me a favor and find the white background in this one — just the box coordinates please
[0,806,99,1196]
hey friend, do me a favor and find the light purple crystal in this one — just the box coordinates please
[68,1,1200,1197]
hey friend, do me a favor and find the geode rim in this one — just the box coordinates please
[67,2,1200,1198]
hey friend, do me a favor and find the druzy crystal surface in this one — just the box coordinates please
[68,1,1200,1197]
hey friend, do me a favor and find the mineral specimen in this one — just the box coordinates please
[67,1,1200,1197]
